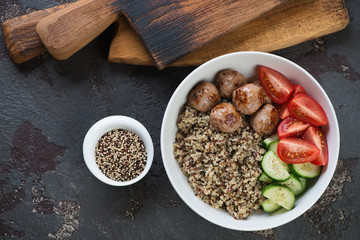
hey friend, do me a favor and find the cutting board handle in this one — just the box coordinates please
[36,0,121,60]
[1,3,72,64]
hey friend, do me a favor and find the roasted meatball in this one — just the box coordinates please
[262,90,272,104]
[249,104,279,136]
[189,82,221,112]
[215,69,247,99]
[252,80,272,104]
[232,83,265,115]
[210,103,243,133]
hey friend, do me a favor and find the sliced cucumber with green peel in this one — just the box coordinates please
[263,133,279,149]
[261,199,281,213]
[258,172,273,183]
[268,140,279,154]
[261,151,290,182]
[262,185,295,210]
[299,177,307,190]
[266,141,291,173]
[290,162,322,178]
[279,173,305,196]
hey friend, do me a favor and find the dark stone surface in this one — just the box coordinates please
[0,0,359,239]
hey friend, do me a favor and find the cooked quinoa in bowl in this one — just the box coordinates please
[173,105,266,219]
[161,52,339,231]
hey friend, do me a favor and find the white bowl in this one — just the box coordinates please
[83,116,154,186]
[160,51,340,231]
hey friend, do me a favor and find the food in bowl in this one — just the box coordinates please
[174,104,266,219]
[210,102,244,132]
[215,69,247,99]
[173,65,330,219]
[161,51,340,231]
[95,128,147,182]
[83,115,154,187]
[188,82,221,113]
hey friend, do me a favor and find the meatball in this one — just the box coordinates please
[232,83,265,115]
[252,80,272,104]
[189,82,221,112]
[210,103,243,133]
[249,104,279,136]
[262,90,272,104]
[215,69,247,99]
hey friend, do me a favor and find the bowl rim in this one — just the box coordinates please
[83,115,154,186]
[160,51,340,231]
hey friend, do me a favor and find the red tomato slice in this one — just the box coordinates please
[288,94,328,126]
[279,84,306,119]
[279,99,291,119]
[259,66,294,104]
[277,117,310,138]
[302,127,329,165]
[293,84,306,95]
[277,138,320,164]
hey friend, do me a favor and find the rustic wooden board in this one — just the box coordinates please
[36,0,286,69]
[1,4,71,64]
[108,0,349,67]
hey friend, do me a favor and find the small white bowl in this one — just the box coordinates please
[83,115,154,186]
[160,51,340,231]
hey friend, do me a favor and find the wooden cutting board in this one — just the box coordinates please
[1,4,72,64]
[36,0,287,69]
[108,0,349,66]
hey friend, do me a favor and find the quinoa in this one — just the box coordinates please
[173,105,266,219]
[95,129,147,182]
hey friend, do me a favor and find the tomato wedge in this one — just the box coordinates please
[277,117,310,138]
[302,127,329,165]
[279,84,306,119]
[293,84,306,95]
[259,66,294,104]
[288,94,328,126]
[279,99,291,119]
[277,138,320,164]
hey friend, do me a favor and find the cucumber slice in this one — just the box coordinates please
[268,140,279,154]
[299,177,307,190]
[290,162,322,178]
[261,151,291,182]
[258,172,273,183]
[262,185,295,210]
[263,133,279,149]
[261,199,281,213]
[267,141,290,172]
[279,173,304,196]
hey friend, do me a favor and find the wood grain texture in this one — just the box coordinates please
[108,0,349,67]
[123,0,287,69]
[1,4,70,64]
[36,0,286,68]
[36,0,120,60]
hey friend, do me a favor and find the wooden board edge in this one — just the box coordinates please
[108,0,350,67]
